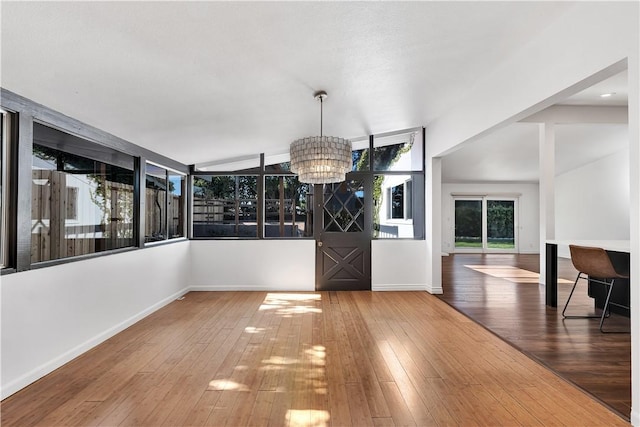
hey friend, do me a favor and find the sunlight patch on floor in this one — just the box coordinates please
[259,293,323,316]
[208,379,250,391]
[261,356,299,365]
[286,409,330,427]
[465,265,573,284]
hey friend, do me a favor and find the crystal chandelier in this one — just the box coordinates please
[290,91,352,184]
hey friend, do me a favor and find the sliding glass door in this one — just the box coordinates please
[454,199,483,249]
[486,200,515,250]
[454,197,517,252]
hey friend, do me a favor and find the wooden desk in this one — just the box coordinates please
[545,240,630,308]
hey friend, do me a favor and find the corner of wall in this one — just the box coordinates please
[425,283,443,295]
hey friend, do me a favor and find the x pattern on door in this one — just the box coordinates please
[322,180,365,233]
[320,245,367,283]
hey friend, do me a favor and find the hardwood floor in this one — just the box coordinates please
[439,253,631,420]
[1,290,627,426]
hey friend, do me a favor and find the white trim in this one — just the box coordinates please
[0,286,190,400]
[425,283,444,295]
[518,249,540,255]
[372,284,426,292]
[189,284,314,292]
[451,192,522,198]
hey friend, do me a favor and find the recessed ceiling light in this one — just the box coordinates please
[600,92,616,98]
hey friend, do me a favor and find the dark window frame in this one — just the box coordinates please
[144,161,187,244]
[0,88,189,274]
[31,133,137,264]
[0,109,16,271]
[192,173,261,239]
[387,178,413,221]
[191,128,426,241]
[1,87,425,275]
[264,174,313,238]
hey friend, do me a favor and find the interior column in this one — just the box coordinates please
[426,155,443,294]
[539,122,555,284]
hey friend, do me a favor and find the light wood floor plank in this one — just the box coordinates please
[1,291,628,427]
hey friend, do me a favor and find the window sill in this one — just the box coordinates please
[144,237,188,247]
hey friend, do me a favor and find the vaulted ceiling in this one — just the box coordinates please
[2,1,576,166]
[441,70,629,183]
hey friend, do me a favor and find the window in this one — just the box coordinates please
[367,130,423,239]
[373,131,422,171]
[264,175,311,238]
[0,110,11,268]
[145,163,186,242]
[145,163,186,243]
[375,175,415,238]
[454,199,482,248]
[351,139,370,171]
[389,184,404,219]
[486,200,515,249]
[192,175,258,238]
[453,197,517,251]
[168,171,186,239]
[32,124,136,263]
[189,128,425,241]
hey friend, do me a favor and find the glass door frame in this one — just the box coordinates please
[452,195,519,253]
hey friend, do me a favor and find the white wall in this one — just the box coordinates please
[423,2,638,422]
[189,240,315,291]
[372,240,427,291]
[441,183,540,254]
[190,239,428,292]
[425,3,637,158]
[555,148,630,257]
[0,240,190,399]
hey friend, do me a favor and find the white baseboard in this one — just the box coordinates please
[425,283,444,294]
[0,286,190,400]
[372,284,426,291]
[189,284,314,292]
[631,409,640,427]
[193,284,436,293]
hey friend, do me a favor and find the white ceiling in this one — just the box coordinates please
[442,70,629,183]
[1,1,576,166]
[441,121,629,183]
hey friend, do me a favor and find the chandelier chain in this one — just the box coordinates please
[320,96,323,137]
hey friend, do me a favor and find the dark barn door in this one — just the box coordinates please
[315,179,371,291]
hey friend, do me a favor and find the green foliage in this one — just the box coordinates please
[370,141,413,237]
[193,175,257,200]
[454,202,482,238]
[264,176,310,213]
[454,200,515,247]
[487,201,514,238]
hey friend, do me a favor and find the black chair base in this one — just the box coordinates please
[562,273,628,333]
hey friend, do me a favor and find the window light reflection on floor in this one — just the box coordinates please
[286,409,330,427]
[259,293,323,316]
[464,265,573,284]
[208,379,249,391]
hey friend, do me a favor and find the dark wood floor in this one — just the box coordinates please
[1,290,627,426]
[439,253,631,420]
